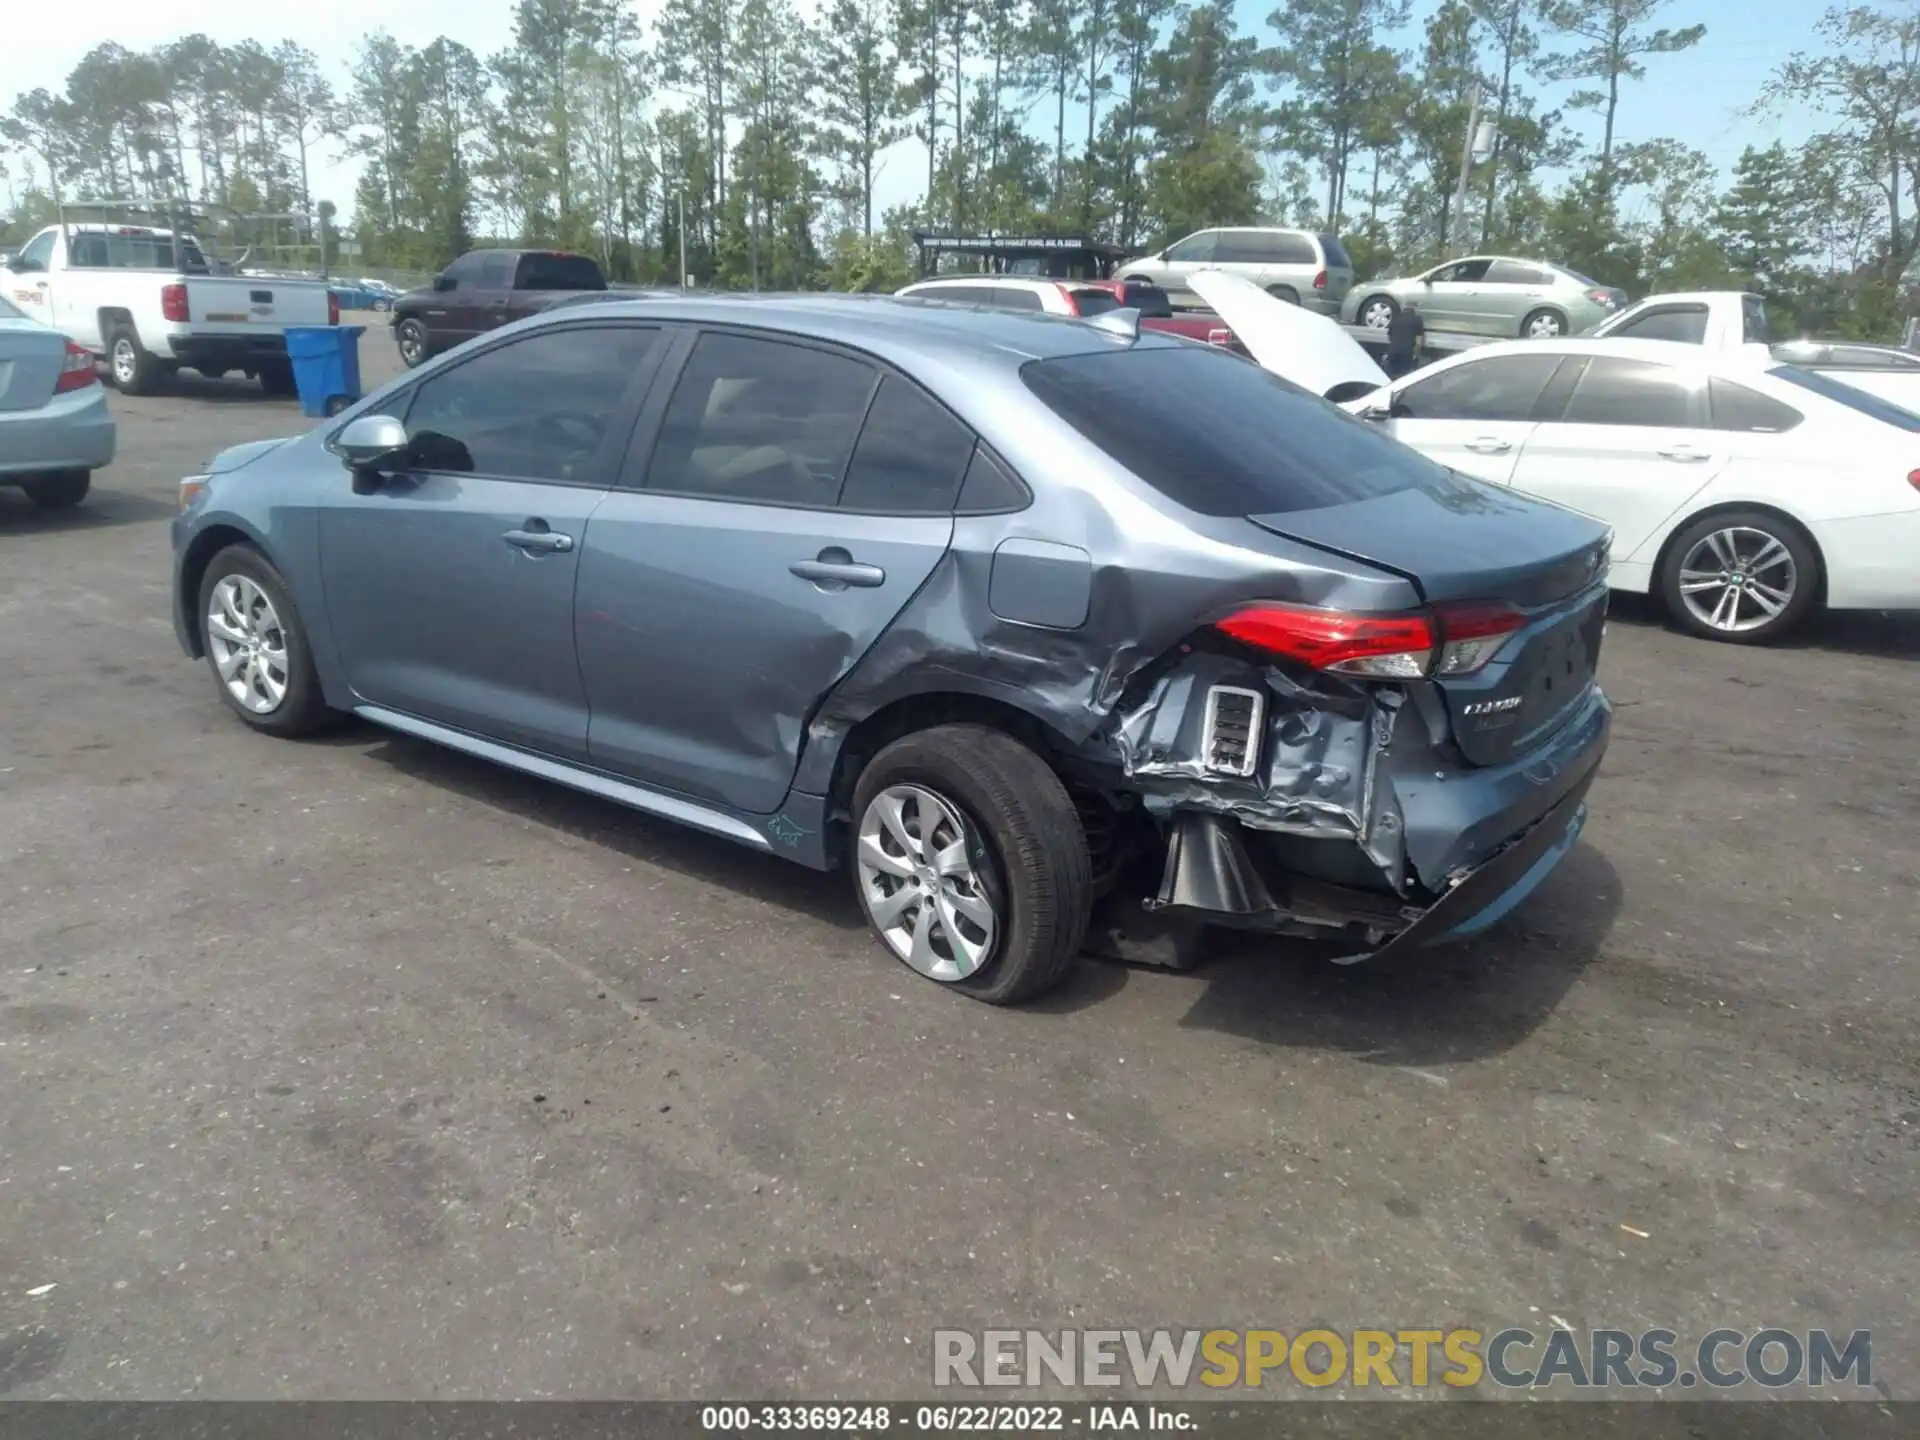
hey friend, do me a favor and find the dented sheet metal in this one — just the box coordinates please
[1099,651,1407,880]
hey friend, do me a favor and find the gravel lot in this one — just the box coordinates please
[0,313,1915,1402]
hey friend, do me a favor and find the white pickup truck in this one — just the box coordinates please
[1,223,335,395]
[1587,289,1920,409]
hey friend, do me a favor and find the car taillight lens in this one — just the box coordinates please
[1216,600,1528,679]
[161,282,189,322]
[1207,327,1234,347]
[1313,269,1328,289]
[328,290,340,326]
[1908,469,1920,493]
[1589,289,1617,306]
[1216,604,1436,678]
[54,340,97,393]
[1432,600,1527,676]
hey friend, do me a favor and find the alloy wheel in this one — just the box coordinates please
[112,339,137,386]
[1676,526,1797,634]
[206,574,291,714]
[398,323,425,365]
[855,783,999,982]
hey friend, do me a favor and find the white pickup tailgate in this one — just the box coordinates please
[182,276,331,332]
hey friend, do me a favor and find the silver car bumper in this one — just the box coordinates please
[0,384,117,477]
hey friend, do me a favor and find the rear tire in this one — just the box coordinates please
[1521,307,1568,339]
[108,326,165,395]
[1266,284,1301,305]
[1659,509,1820,645]
[257,361,297,397]
[196,544,335,736]
[21,470,91,510]
[850,724,1091,1005]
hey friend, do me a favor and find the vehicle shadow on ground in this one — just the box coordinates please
[1606,591,1920,659]
[125,371,302,407]
[359,729,869,935]
[1167,841,1624,1066]
[0,486,177,532]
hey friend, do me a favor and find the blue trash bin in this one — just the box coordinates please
[285,325,366,418]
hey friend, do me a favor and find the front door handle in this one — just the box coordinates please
[790,548,885,589]
[1659,446,1709,462]
[502,526,574,554]
[1465,436,1512,454]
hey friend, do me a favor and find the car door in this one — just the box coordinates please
[316,321,667,760]
[1417,258,1493,331]
[1154,231,1219,305]
[1478,258,1554,336]
[1507,354,1728,560]
[469,250,516,334]
[574,330,967,815]
[7,230,57,324]
[1377,351,1562,485]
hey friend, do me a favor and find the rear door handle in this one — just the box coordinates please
[790,551,885,589]
[1659,446,1709,462]
[1465,436,1512,454]
[502,527,574,554]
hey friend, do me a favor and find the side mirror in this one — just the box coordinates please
[330,414,409,471]
[433,275,456,293]
[1358,403,1392,422]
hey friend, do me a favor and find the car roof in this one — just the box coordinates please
[521,292,1160,368]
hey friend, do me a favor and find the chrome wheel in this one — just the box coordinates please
[1360,298,1394,329]
[855,784,999,982]
[206,574,291,714]
[111,338,137,386]
[1677,526,1797,634]
[397,322,426,366]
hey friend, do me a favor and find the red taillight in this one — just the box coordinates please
[53,340,97,394]
[1313,269,1328,290]
[1207,327,1234,347]
[328,290,340,326]
[161,282,189,322]
[1216,604,1436,678]
[1216,599,1527,679]
[1908,469,1920,493]
[1432,600,1527,676]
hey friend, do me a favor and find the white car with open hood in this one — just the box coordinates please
[1194,275,1920,645]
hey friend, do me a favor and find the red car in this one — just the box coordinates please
[896,276,1244,352]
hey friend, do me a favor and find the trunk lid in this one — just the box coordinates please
[1246,479,1612,766]
[0,319,65,412]
[1188,268,1385,400]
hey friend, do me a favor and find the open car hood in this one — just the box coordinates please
[1187,269,1387,401]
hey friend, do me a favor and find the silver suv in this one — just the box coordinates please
[1119,228,1354,316]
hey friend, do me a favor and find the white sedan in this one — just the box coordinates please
[1184,273,1920,644]
[0,291,116,511]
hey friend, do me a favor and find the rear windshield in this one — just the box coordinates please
[1556,265,1602,287]
[1315,233,1352,270]
[1021,345,1440,516]
[1118,282,1173,317]
[1070,288,1123,316]
[516,253,605,290]
[1769,364,1920,432]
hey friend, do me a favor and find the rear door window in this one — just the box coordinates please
[837,376,976,514]
[993,285,1047,312]
[1164,231,1217,263]
[1708,378,1803,433]
[1392,353,1562,421]
[643,332,879,506]
[516,252,604,290]
[1484,259,1550,286]
[1613,305,1708,343]
[1021,345,1442,516]
[1559,356,1704,427]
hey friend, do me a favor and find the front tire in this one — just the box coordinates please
[1521,307,1568,339]
[396,318,430,369]
[1659,510,1820,645]
[21,470,91,510]
[197,545,334,735]
[850,724,1091,1005]
[1357,295,1398,330]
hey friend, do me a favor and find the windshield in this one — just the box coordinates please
[515,253,605,290]
[1022,345,1442,516]
[1768,365,1920,431]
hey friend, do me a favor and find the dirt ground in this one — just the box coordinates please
[0,313,1914,1402]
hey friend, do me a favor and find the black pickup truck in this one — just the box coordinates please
[391,249,607,367]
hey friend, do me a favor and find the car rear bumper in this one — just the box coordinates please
[0,386,116,476]
[167,334,292,371]
[1809,510,1920,610]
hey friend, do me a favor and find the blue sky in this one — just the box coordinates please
[0,0,1837,227]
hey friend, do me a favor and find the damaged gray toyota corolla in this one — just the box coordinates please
[171,295,1611,1005]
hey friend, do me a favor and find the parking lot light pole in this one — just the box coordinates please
[678,186,688,290]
